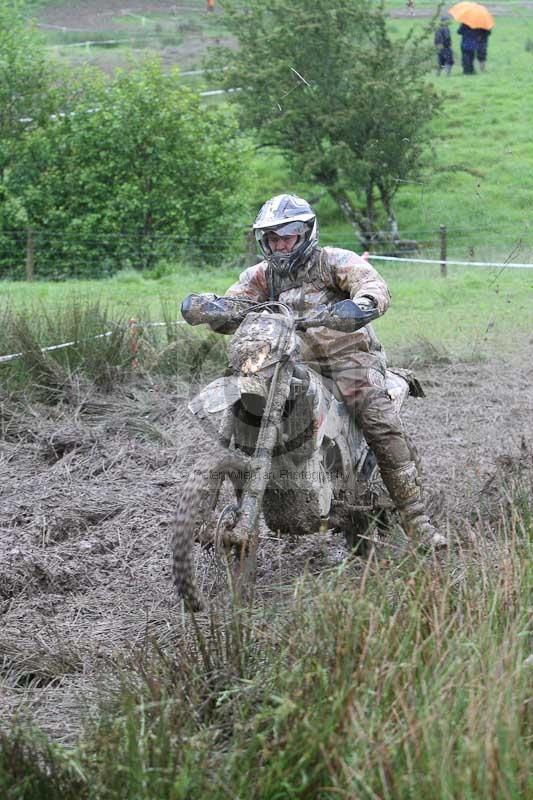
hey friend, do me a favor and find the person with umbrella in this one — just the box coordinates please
[449,3,495,74]
[475,27,491,71]
[457,21,478,74]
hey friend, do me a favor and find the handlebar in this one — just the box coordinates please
[181,294,379,334]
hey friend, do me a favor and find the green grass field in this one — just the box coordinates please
[248,10,533,263]
[391,11,533,263]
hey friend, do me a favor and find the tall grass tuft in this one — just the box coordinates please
[0,298,229,397]
[0,299,131,398]
[155,298,228,380]
[2,501,527,799]
[0,728,87,800]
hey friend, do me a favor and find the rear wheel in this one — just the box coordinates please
[344,435,428,555]
[343,450,392,555]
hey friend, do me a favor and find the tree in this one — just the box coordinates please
[0,1,54,178]
[0,1,59,275]
[3,61,251,277]
[207,0,441,248]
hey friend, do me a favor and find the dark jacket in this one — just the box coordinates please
[435,25,452,48]
[458,23,478,51]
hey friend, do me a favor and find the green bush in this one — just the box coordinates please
[1,61,251,279]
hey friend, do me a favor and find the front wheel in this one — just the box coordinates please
[171,450,249,611]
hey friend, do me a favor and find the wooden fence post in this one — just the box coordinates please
[26,227,35,282]
[439,224,447,278]
[244,228,258,267]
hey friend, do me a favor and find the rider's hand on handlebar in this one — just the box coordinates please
[181,293,250,331]
[296,298,379,333]
[295,304,329,330]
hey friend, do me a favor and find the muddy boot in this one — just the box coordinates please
[381,462,447,551]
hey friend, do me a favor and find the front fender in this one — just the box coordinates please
[188,375,268,417]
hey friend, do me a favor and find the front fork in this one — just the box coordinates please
[237,358,294,537]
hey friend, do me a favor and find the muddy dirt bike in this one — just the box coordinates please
[173,295,424,611]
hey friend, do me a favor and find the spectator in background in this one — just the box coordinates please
[475,28,491,71]
[435,16,454,76]
[458,23,478,74]
[406,0,415,17]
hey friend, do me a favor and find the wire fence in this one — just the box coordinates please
[1,246,531,366]
[1,225,532,272]
[0,228,249,279]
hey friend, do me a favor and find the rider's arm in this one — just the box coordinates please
[327,249,391,316]
[224,262,270,302]
[181,263,270,333]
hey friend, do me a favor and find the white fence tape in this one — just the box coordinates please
[200,87,242,97]
[366,254,533,269]
[48,39,134,48]
[21,86,240,124]
[0,320,185,365]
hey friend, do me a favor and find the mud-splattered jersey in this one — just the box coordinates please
[225,246,390,370]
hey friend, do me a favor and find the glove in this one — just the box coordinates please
[181,293,248,332]
[297,298,379,333]
[181,293,222,326]
[327,298,379,332]
[331,297,376,317]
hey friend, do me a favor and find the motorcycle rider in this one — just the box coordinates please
[182,194,446,550]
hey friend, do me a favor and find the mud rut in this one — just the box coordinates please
[0,346,532,744]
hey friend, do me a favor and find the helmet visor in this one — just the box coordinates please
[255,219,309,248]
[269,220,309,237]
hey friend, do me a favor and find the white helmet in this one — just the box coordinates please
[252,194,318,276]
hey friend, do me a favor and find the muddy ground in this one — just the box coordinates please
[36,0,526,31]
[35,1,533,76]
[36,1,234,74]
[0,342,532,744]
[12,1,531,745]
